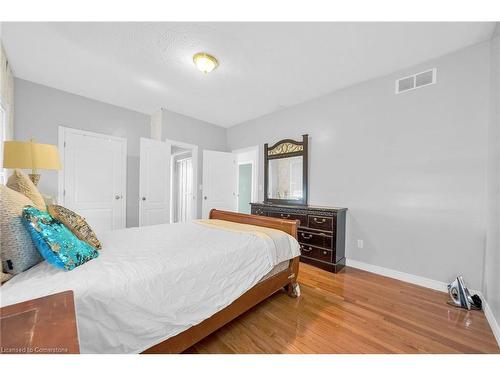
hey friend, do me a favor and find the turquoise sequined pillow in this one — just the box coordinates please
[22,206,99,271]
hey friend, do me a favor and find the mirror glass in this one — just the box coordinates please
[267,156,303,200]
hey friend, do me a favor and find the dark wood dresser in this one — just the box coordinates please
[250,202,347,273]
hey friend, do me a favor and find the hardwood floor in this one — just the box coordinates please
[185,263,499,354]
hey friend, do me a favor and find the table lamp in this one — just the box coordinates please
[2,140,61,185]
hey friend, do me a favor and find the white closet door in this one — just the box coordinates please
[139,137,171,226]
[202,150,237,218]
[61,127,127,233]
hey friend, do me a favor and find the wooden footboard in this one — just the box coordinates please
[142,210,300,354]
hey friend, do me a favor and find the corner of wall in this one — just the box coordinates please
[150,109,162,140]
[494,22,500,38]
[483,24,500,348]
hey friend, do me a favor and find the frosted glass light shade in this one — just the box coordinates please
[193,52,219,73]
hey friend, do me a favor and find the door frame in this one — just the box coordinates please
[166,138,198,221]
[233,145,259,205]
[57,126,127,228]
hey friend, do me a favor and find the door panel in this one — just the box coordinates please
[139,137,171,226]
[202,150,237,218]
[74,147,114,203]
[62,129,127,234]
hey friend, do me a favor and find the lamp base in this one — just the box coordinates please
[28,174,41,186]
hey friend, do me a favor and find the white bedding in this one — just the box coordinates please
[0,220,300,353]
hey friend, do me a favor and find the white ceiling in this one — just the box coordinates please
[2,22,496,127]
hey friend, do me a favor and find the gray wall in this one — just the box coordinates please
[13,78,150,228]
[161,109,228,218]
[485,27,500,329]
[227,41,490,289]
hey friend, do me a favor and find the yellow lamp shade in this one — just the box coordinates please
[3,140,61,170]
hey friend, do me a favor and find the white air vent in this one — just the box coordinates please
[395,68,436,94]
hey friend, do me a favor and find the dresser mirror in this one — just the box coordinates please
[264,134,308,205]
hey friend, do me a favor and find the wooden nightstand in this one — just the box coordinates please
[0,290,79,354]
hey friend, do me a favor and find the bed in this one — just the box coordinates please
[0,209,301,353]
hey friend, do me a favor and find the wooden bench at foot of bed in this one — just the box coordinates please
[142,209,300,354]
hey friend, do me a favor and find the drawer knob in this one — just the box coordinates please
[301,233,313,239]
[313,217,326,223]
[281,214,290,219]
[323,251,327,255]
[301,245,312,252]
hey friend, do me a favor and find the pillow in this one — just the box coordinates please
[0,185,43,275]
[48,205,102,250]
[1,261,13,283]
[6,169,46,211]
[21,206,99,271]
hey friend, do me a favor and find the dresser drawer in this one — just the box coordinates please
[308,215,334,231]
[268,212,307,227]
[300,244,332,263]
[250,203,347,273]
[251,207,267,216]
[298,230,332,248]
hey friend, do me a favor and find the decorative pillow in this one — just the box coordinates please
[22,206,99,271]
[1,259,13,283]
[48,205,102,250]
[1,272,12,284]
[0,185,43,275]
[6,169,46,211]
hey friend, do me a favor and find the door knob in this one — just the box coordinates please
[204,196,207,200]
[115,195,120,200]
[141,197,146,201]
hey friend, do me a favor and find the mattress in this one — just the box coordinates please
[0,219,300,353]
[259,260,291,282]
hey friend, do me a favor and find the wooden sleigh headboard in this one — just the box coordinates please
[209,209,299,239]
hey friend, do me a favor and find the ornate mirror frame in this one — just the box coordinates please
[264,134,308,206]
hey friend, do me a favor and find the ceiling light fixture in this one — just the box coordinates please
[193,52,219,74]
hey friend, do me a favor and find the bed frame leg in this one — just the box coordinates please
[285,282,300,298]
[285,257,300,298]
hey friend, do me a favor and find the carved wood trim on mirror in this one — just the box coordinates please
[264,134,308,205]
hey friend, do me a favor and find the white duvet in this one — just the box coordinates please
[0,220,300,353]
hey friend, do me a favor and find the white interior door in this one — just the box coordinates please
[202,150,237,218]
[139,137,171,226]
[60,127,127,233]
[174,156,193,222]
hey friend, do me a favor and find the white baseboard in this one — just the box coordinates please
[475,291,500,348]
[346,259,448,292]
[346,259,500,348]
